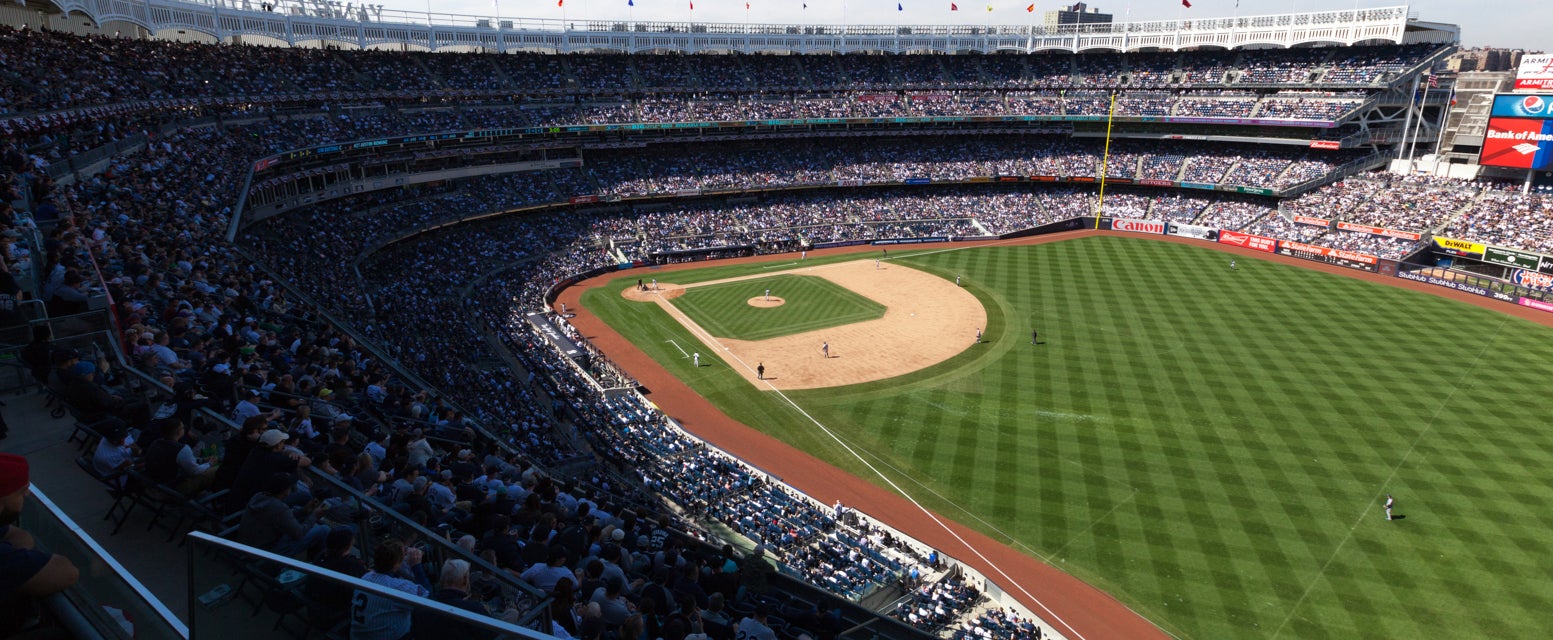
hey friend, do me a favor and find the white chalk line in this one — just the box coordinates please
[1267,316,1509,640]
[662,296,1098,640]
[665,339,690,358]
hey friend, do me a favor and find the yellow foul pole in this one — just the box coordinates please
[1094,90,1118,229]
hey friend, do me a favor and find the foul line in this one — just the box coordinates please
[665,339,690,358]
[1268,316,1509,640]
[662,297,1096,640]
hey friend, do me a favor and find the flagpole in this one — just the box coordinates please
[1408,81,1433,166]
[1095,90,1118,228]
[1395,74,1420,161]
[1431,86,1453,160]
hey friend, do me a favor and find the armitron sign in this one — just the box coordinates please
[1515,54,1553,91]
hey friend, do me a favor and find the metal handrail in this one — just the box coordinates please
[184,531,554,640]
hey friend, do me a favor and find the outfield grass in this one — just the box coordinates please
[581,236,1553,640]
[675,273,886,341]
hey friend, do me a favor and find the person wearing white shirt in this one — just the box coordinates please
[91,428,136,487]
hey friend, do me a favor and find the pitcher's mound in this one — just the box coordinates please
[747,296,786,308]
[622,284,686,302]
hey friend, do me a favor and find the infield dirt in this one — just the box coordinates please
[620,259,985,390]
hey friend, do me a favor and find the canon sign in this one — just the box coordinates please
[1112,218,1165,234]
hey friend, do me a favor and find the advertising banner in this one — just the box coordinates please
[1515,55,1553,91]
[1481,96,1553,170]
[1217,230,1277,253]
[1483,246,1543,270]
[872,237,949,246]
[1510,268,1553,290]
[1293,215,1330,227]
[1030,175,1059,182]
[569,195,600,204]
[1166,222,1217,241]
[1334,221,1422,241]
[1112,218,1166,234]
[1139,179,1175,187]
[1396,270,1515,303]
[1541,256,1553,275]
[1308,140,1342,150]
[1433,236,1486,257]
[1519,297,1553,313]
[1277,240,1378,271]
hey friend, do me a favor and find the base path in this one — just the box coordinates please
[556,230,1553,640]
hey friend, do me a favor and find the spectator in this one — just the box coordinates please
[0,454,80,635]
[353,539,432,640]
[235,472,332,558]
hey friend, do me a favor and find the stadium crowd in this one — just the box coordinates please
[12,23,1553,640]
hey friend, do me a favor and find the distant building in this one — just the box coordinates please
[1444,48,1530,73]
[1044,2,1112,28]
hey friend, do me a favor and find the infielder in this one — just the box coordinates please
[956,275,962,286]
[821,342,830,358]
[757,362,765,380]
[874,259,880,270]
[975,328,982,343]
[652,278,658,290]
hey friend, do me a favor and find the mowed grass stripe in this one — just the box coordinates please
[585,236,1553,640]
[673,273,886,341]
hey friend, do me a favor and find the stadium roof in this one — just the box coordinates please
[45,0,1458,54]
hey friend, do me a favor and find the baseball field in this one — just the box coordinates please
[575,234,1553,640]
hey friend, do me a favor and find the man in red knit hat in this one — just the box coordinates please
[1,453,80,633]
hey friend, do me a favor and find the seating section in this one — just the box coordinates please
[13,24,1553,640]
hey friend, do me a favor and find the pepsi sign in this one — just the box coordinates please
[1490,94,1553,118]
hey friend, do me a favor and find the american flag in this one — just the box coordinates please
[1427,73,1439,89]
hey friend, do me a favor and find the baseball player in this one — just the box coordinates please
[765,288,770,301]
[1230,259,1238,271]
[1031,329,1038,345]
[652,278,658,290]
[692,353,700,367]
[757,363,765,380]
[956,275,962,286]
[975,328,982,343]
[1384,494,1394,520]
[821,342,830,358]
[874,259,880,270]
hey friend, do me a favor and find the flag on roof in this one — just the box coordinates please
[1182,0,1191,7]
[951,2,958,9]
[898,2,904,10]
[1027,3,1035,11]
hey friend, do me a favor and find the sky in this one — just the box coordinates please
[379,0,1545,51]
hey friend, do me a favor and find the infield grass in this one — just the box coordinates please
[675,273,886,341]
[581,235,1553,640]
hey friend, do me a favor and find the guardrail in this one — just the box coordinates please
[24,485,188,640]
